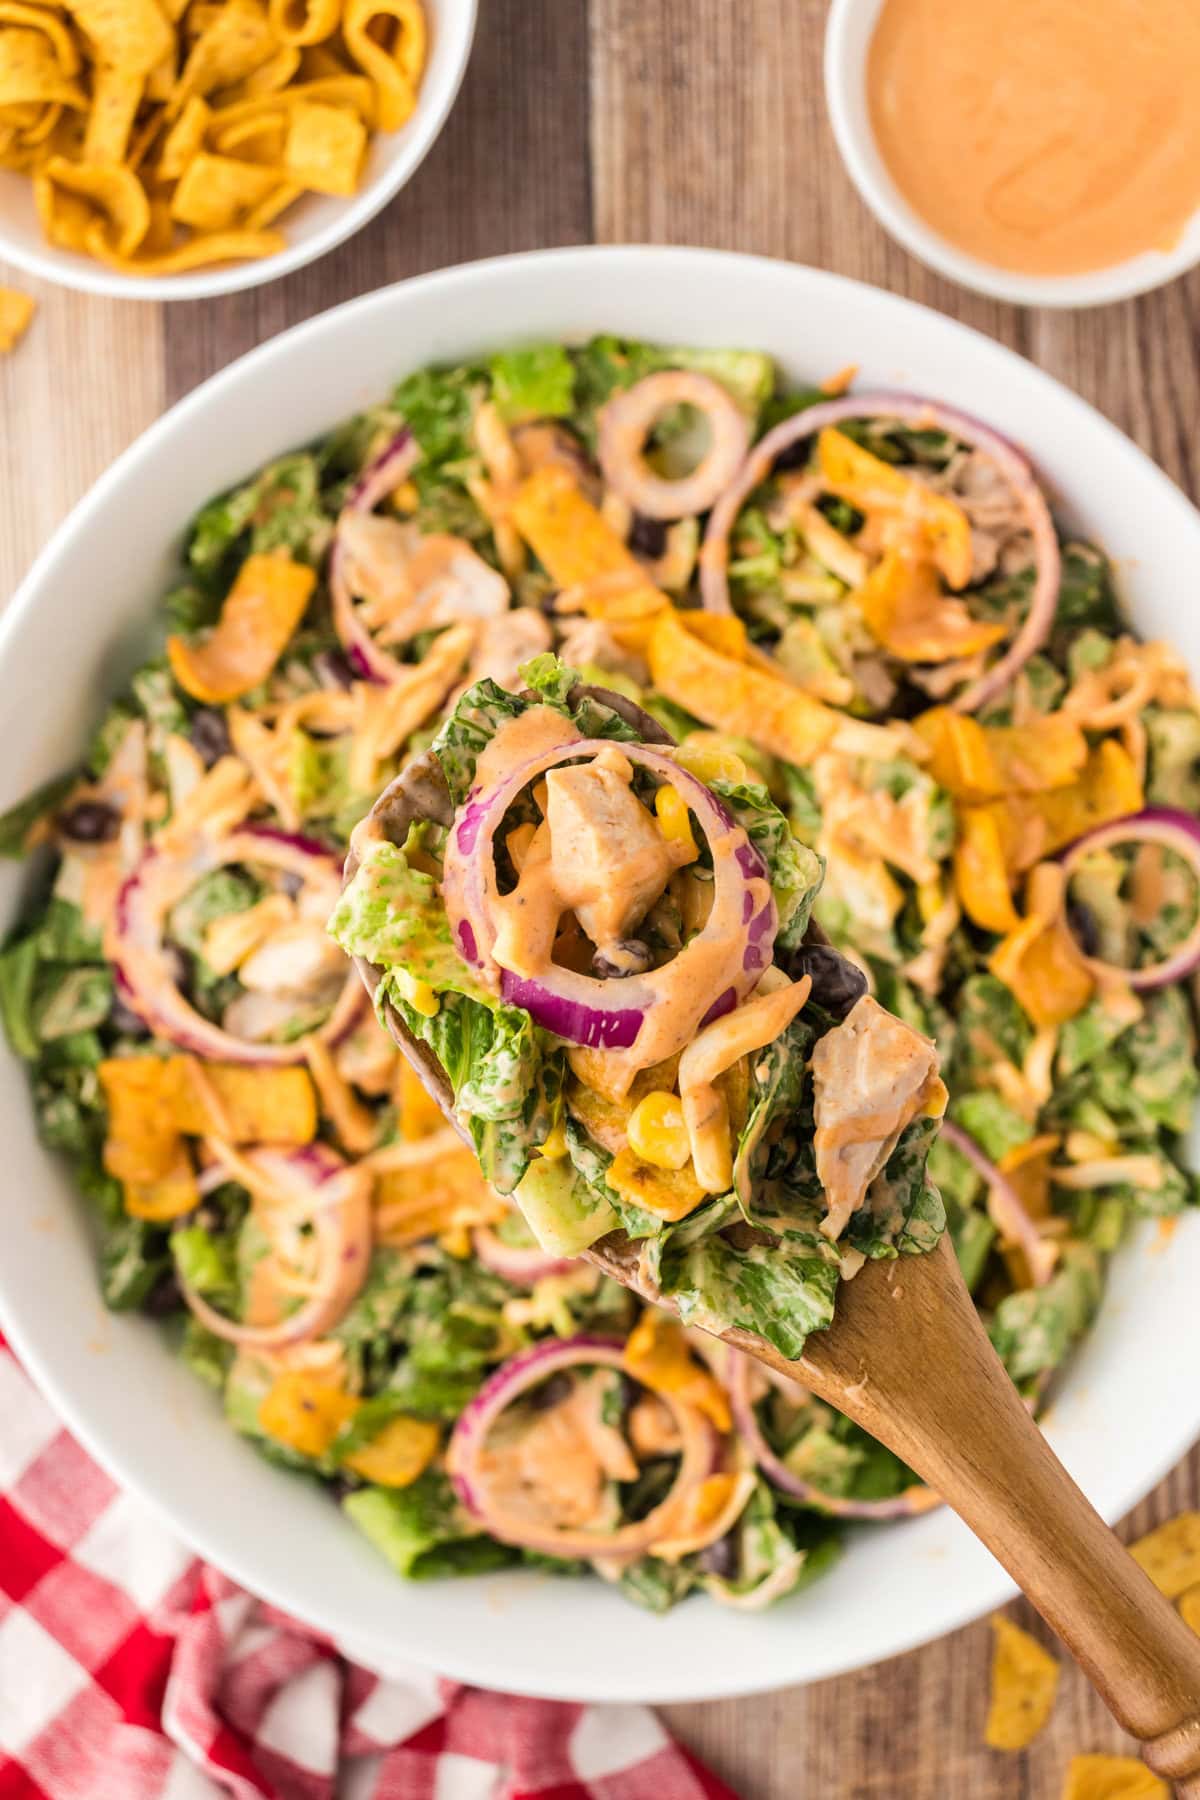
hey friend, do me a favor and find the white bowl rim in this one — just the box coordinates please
[4,245,1200,1702]
[0,0,478,303]
[823,0,1200,310]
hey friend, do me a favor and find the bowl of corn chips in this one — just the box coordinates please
[0,0,476,297]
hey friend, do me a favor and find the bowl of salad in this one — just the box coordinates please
[2,246,1199,1703]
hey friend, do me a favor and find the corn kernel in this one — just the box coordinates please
[627,1090,692,1171]
[673,740,750,787]
[916,877,945,926]
[539,1119,568,1159]
[389,480,420,513]
[439,1224,472,1259]
[396,970,439,1017]
[654,784,698,862]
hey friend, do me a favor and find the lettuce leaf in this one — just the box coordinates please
[656,1234,839,1362]
[489,346,575,423]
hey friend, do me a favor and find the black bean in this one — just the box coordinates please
[58,799,119,843]
[528,1372,573,1411]
[189,707,231,767]
[591,939,652,979]
[328,1474,361,1504]
[108,995,151,1039]
[785,944,868,1019]
[141,1269,183,1318]
[697,1532,740,1580]
[628,514,668,559]
[1066,900,1099,958]
[313,649,356,691]
[772,440,811,472]
[279,872,304,900]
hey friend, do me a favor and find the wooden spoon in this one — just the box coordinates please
[591,1230,1200,1793]
[345,705,1200,1789]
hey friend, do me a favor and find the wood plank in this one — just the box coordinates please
[589,1,1200,1793]
[161,0,593,404]
[0,271,164,600]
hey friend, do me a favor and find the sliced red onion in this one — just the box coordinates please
[446,1335,716,1558]
[470,1220,576,1285]
[699,392,1060,714]
[107,823,363,1065]
[181,1144,371,1349]
[726,1351,938,1519]
[441,740,775,1057]
[941,1119,1057,1289]
[329,428,421,686]
[1060,809,1200,991]
[598,371,752,521]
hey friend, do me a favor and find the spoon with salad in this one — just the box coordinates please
[333,661,1200,1793]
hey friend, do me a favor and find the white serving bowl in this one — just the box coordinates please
[825,0,1200,308]
[2,246,1199,1703]
[0,0,476,302]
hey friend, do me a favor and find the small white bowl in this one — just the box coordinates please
[0,0,477,302]
[825,0,1200,309]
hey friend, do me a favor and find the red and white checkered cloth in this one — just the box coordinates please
[0,1334,735,1800]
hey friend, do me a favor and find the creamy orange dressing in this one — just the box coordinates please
[867,0,1200,276]
[470,710,770,1087]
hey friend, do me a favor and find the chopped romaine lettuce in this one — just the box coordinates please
[489,345,575,423]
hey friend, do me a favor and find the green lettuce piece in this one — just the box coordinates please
[844,1117,946,1260]
[170,1226,236,1304]
[0,772,73,858]
[0,937,41,1060]
[329,840,487,996]
[618,1557,697,1613]
[34,967,112,1041]
[188,453,330,579]
[989,1246,1102,1384]
[658,1235,839,1362]
[179,1320,232,1388]
[100,1216,170,1311]
[952,973,1032,1077]
[489,345,575,423]
[571,336,776,435]
[700,1481,840,1607]
[344,1471,515,1579]
[1146,707,1200,813]
[130,661,190,739]
[949,1091,1033,1163]
[37,898,102,964]
[709,776,824,947]
[430,677,527,806]
[169,869,262,957]
[514,1154,617,1257]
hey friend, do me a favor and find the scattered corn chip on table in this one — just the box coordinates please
[5,1,1200,1795]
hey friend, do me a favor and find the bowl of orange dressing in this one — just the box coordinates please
[825,0,1200,306]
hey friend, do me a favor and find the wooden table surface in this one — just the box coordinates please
[4,3,1200,1794]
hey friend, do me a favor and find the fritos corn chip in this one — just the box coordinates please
[0,0,426,274]
[167,551,315,702]
[283,95,364,194]
[0,286,35,352]
[1060,1755,1167,1800]
[983,1614,1060,1750]
[342,0,422,129]
[1129,1510,1200,1598]
[1180,1582,1200,1633]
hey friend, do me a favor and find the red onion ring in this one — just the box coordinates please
[180,1143,371,1349]
[1060,809,1200,992]
[446,1334,716,1558]
[699,392,1060,714]
[108,823,363,1065]
[441,738,776,1055]
[598,370,752,521]
[941,1119,1057,1289]
[470,1221,576,1285]
[329,428,421,686]
[726,1350,939,1520]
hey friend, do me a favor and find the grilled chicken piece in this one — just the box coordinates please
[810,995,945,1240]
[545,755,690,957]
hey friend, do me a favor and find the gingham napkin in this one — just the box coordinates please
[0,1334,734,1800]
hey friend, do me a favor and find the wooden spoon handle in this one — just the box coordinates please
[783,1240,1200,1789]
